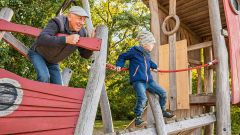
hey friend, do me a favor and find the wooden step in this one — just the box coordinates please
[105,113,216,135]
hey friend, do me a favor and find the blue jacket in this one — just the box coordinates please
[116,46,158,84]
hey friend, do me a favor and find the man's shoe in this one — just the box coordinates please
[162,111,176,118]
[135,116,147,127]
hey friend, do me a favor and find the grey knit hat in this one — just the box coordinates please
[137,30,156,46]
[68,6,89,18]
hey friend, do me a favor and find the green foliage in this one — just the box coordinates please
[231,106,240,134]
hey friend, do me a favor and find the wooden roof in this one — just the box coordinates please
[145,0,226,38]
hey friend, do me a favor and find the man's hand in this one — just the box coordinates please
[116,66,122,72]
[66,34,80,45]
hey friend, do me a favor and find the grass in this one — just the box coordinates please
[94,120,132,131]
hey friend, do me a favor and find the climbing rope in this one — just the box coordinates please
[106,59,218,73]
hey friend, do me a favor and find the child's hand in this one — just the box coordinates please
[152,68,158,72]
[116,66,122,72]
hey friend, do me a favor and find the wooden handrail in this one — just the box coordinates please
[0,19,101,51]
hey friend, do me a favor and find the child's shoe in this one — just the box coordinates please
[162,111,176,118]
[135,116,147,127]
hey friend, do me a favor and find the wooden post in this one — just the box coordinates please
[61,68,72,86]
[197,68,202,94]
[0,8,14,40]
[100,84,114,133]
[147,92,167,135]
[74,25,108,135]
[208,0,231,134]
[204,47,214,135]
[148,0,161,125]
[81,0,114,133]
[168,0,177,111]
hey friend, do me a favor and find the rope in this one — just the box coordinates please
[106,59,218,73]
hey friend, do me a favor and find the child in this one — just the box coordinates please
[116,30,175,127]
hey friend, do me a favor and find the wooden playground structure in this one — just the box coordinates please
[0,0,239,135]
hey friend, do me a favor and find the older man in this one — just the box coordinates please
[28,6,93,85]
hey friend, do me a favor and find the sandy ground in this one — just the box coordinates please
[93,129,104,135]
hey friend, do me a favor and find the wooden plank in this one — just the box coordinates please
[0,19,101,51]
[210,0,231,134]
[148,0,161,127]
[2,111,78,117]
[100,84,114,133]
[0,69,85,100]
[105,114,216,135]
[168,0,177,111]
[3,32,29,58]
[187,41,212,52]
[203,46,214,135]
[197,68,202,94]
[159,40,190,109]
[190,95,216,105]
[188,59,201,65]
[0,117,76,134]
[74,25,108,135]
[7,105,79,112]
[174,113,215,135]
[17,128,74,135]
[0,7,13,41]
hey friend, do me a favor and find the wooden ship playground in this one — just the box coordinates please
[0,0,240,134]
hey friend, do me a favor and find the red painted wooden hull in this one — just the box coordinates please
[0,19,101,51]
[223,0,240,104]
[0,69,85,134]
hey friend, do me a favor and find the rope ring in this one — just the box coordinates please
[162,14,180,36]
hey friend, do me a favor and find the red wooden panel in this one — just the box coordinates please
[22,90,82,104]
[6,110,79,117]
[0,117,77,134]
[12,106,80,112]
[0,69,85,100]
[223,0,240,104]
[0,69,85,134]
[0,19,101,51]
[17,128,74,135]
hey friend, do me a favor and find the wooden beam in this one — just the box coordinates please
[100,84,114,133]
[74,25,108,135]
[157,3,201,42]
[208,0,231,134]
[190,94,216,105]
[187,41,212,52]
[203,45,214,135]
[3,32,29,58]
[166,114,216,134]
[188,59,201,65]
[147,92,167,135]
[0,7,13,41]
[148,0,161,126]
[105,114,216,135]
[61,68,73,86]
[81,1,114,134]
[168,0,177,111]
